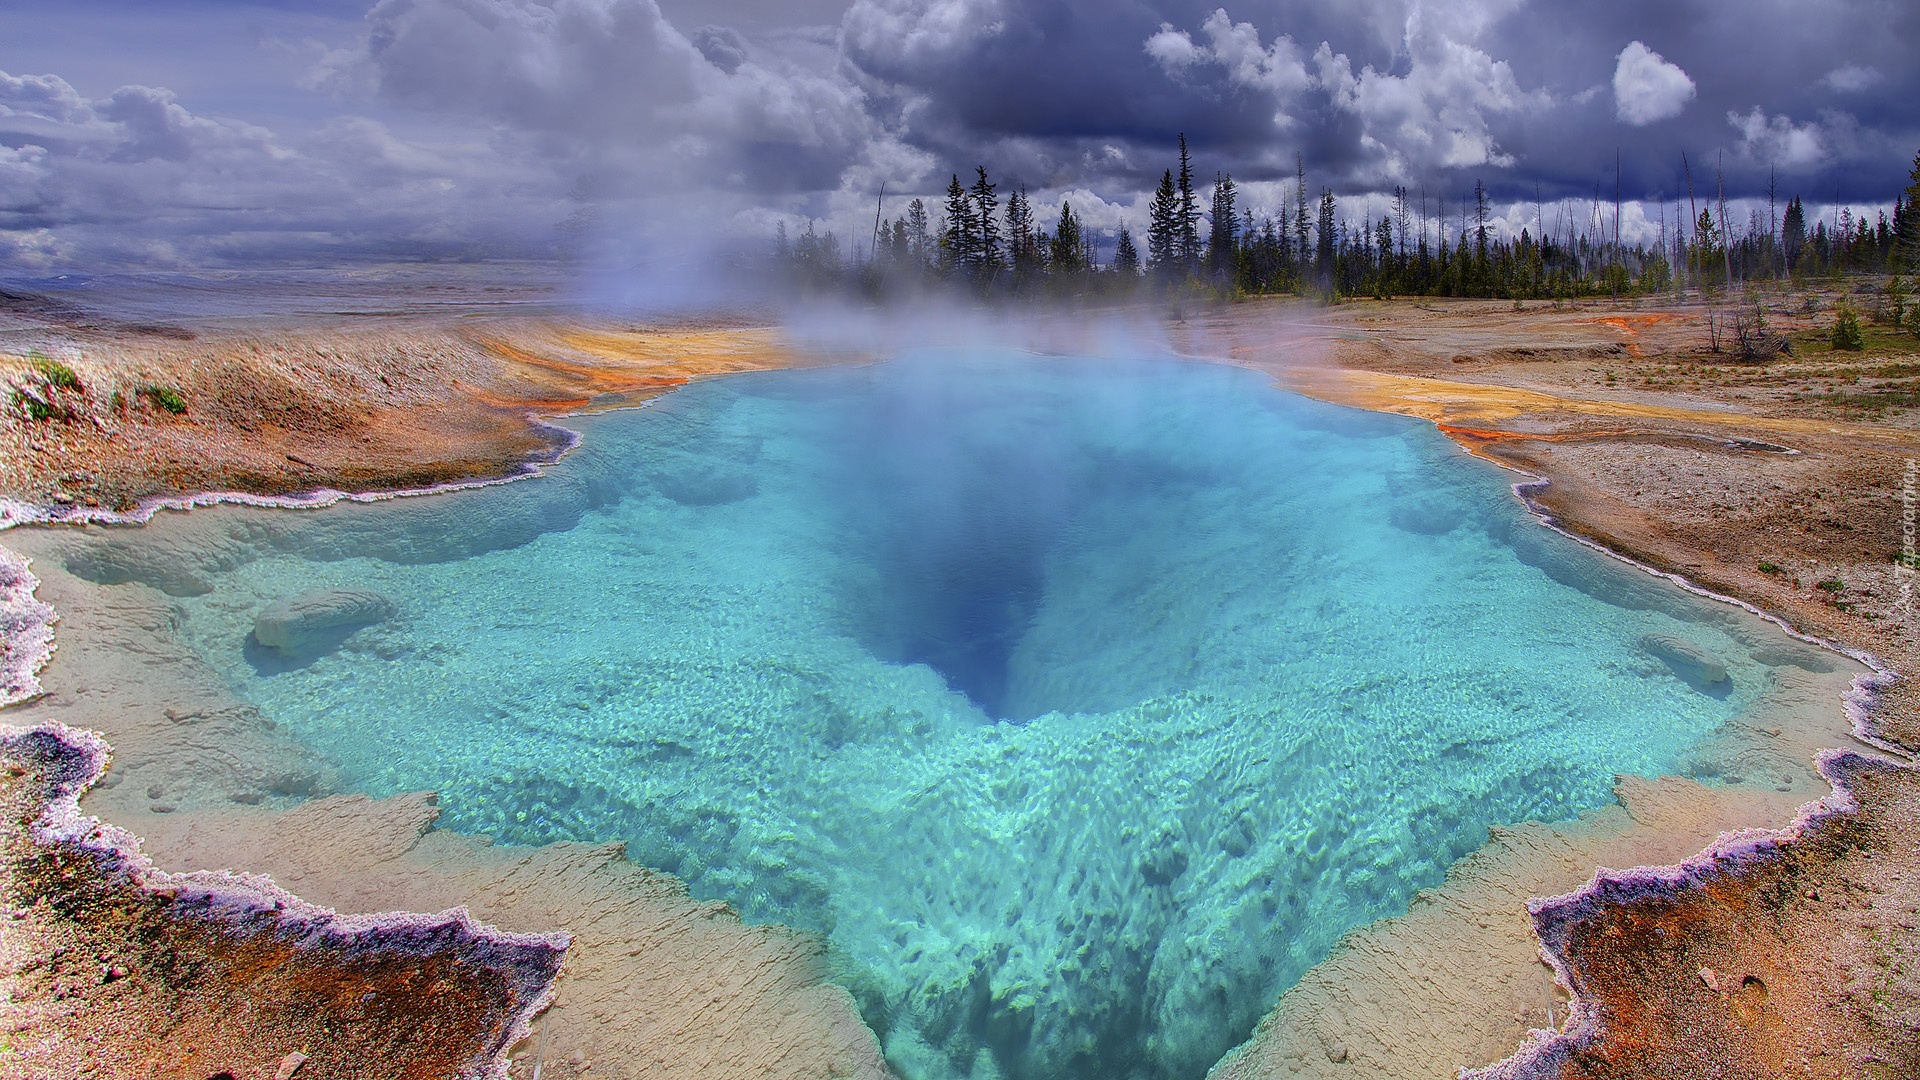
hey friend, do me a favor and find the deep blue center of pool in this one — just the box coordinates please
[161,349,1783,1080]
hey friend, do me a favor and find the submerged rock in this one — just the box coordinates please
[254,588,394,657]
[1749,641,1839,673]
[1388,494,1466,535]
[1639,633,1730,692]
[650,464,759,506]
[64,541,215,596]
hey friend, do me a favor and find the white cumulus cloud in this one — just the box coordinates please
[1611,41,1694,126]
[1820,64,1881,94]
[1143,6,1545,180]
[1728,107,1825,170]
[1145,10,1310,97]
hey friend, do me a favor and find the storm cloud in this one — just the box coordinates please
[1,0,1915,268]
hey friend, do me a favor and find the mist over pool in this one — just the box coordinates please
[134,349,1818,1080]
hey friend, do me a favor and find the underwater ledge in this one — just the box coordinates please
[0,346,1906,1080]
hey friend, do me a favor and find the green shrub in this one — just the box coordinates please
[1816,578,1846,593]
[1758,561,1782,574]
[1831,305,1865,351]
[139,385,187,414]
[12,389,57,421]
[30,357,81,391]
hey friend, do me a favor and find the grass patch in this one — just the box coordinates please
[30,357,81,391]
[138,385,187,414]
[1758,561,1783,574]
[1816,578,1846,593]
[1789,323,1918,358]
[1819,387,1920,415]
[11,389,58,421]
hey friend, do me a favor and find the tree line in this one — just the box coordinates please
[770,140,1920,305]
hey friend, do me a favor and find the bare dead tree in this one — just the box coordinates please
[1728,149,1743,290]
[1534,181,1544,253]
[1731,302,1784,363]
[1684,151,1699,299]
[1614,150,1623,273]
[1769,165,1779,282]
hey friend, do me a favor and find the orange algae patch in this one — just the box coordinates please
[1589,313,1687,334]
[1588,313,1688,354]
[1279,366,1920,446]
[473,327,797,413]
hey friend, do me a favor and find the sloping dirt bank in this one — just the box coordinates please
[1,292,810,513]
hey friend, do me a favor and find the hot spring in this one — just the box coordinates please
[52,349,1845,1078]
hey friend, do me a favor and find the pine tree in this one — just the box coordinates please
[1374,216,1394,295]
[1473,180,1491,269]
[1147,169,1181,276]
[888,219,909,265]
[793,220,840,280]
[1114,228,1140,276]
[1782,196,1806,270]
[1899,149,1920,271]
[905,198,931,269]
[1007,184,1037,284]
[1694,207,1719,290]
[1258,216,1281,290]
[1208,173,1239,279]
[970,166,1001,281]
[942,174,976,277]
[1177,134,1202,272]
[1901,196,1919,272]
[1050,201,1085,274]
[1315,189,1337,298]
[1294,155,1311,271]
[1832,303,1865,350]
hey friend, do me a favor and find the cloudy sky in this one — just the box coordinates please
[3,0,1916,271]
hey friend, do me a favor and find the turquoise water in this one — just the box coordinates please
[159,350,1787,1079]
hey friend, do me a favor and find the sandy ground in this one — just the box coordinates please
[3,282,1919,1078]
